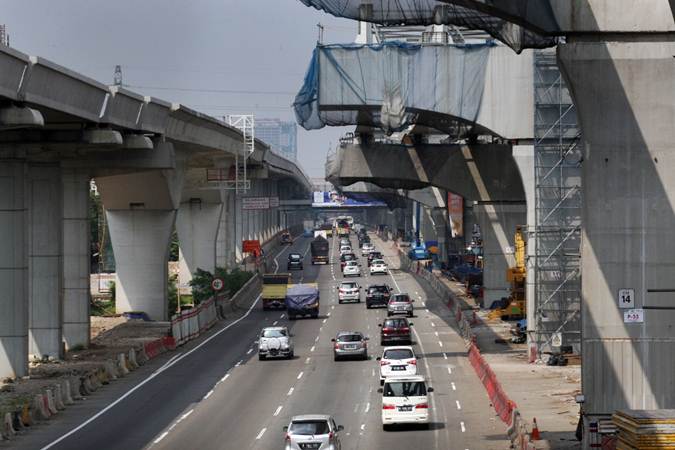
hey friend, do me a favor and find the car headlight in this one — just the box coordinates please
[281,343,289,349]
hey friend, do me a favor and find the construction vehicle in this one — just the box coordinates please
[488,226,526,321]
[262,273,291,310]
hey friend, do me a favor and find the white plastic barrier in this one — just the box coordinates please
[171,297,218,347]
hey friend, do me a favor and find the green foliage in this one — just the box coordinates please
[91,298,115,316]
[168,274,179,313]
[188,267,254,305]
[169,229,179,262]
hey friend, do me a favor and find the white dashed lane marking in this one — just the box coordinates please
[256,428,266,440]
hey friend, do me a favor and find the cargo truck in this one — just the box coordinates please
[262,273,291,310]
[310,236,330,264]
[285,283,320,319]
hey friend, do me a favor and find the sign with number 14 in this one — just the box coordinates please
[618,288,634,309]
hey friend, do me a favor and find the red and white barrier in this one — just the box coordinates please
[171,297,218,347]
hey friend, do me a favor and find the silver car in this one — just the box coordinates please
[387,293,414,318]
[284,414,343,450]
[342,260,361,277]
[332,331,368,360]
[258,326,294,360]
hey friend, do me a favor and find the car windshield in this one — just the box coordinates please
[392,294,410,303]
[383,349,414,360]
[346,261,358,266]
[343,254,355,261]
[262,329,287,338]
[289,254,301,260]
[383,381,426,397]
[341,283,357,289]
[337,334,362,342]
[384,319,407,328]
[289,420,330,435]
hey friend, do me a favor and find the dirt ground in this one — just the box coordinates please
[0,316,169,416]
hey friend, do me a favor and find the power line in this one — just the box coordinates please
[126,84,296,96]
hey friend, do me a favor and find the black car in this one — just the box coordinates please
[365,284,392,309]
[287,253,303,270]
[379,317,413,345]
[367,251,383,266]
[358,234,371,246]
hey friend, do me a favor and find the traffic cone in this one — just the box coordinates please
[531,417,541,440]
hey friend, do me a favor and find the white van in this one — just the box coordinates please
[379,375,433,430]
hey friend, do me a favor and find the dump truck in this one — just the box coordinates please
[262,273,291,310]
[310,235,330,264]
[285,283,320,319]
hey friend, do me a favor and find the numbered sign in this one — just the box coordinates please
[623,309,644,324]
[618,288,634,309]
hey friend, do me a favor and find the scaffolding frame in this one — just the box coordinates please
[532,49,583,355]
[208,115,254,194]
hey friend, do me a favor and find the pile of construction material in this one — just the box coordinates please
[613,409,675,449]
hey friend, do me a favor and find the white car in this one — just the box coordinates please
[378,346,417,385]
[361,242,375,255]
[380,375,433,430]
[283,414,344,450]
[343,260,361,277]
[339,245,352,256]
[337,281,361,303]
[258,326,294,360]
[370,259,388,275]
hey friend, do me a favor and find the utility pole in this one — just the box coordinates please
[317,23,324,44]
[0,25,8,46]
[113,65,123,86]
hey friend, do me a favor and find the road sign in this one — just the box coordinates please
[551,332,562,347]
[623,308,644,324]
[618,288,635,309]
[211,277,225,292]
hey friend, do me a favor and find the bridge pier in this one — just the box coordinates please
[474,202,526,307]
[177,199,223,284]
[559,39,675,433]
[61,169,91,350]
[27,165,63,359]
[0,161,29,377]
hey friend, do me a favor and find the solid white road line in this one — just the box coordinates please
[256,428,267,440]
[153,432,169,444]
[221,374,230,382]
[203,389,214,400]
[235,360,243,367]
[41,294,263,450]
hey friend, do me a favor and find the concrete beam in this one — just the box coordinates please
[330,143,525,202]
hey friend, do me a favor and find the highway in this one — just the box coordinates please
[27,232,509,450]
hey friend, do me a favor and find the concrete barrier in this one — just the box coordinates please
[117,353,129,376]
[54,383,66,410]
[128,348,139,370]
[104,359,118,380]
[3,412,15,439]
[69,377,82,400]
[45,390,57,415]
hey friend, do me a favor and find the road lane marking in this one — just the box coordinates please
[434,331,439,337]
[256,428,267,440]
[305,357,311,364]
[280,314,285,319]
[272,321,278,326]
[235,360,243,367]
[247,348,253,354]
[315,336,320,342]
[310,345,315,352]
[451,382,456,391]
[460,422,466,432]
[323,319,327,324]
[327,312,331,317]
[360,424,365,431]
[287,387,294,396]
[297,371,304,380]
[203,389,214,400]
[221,374,230,382]
[447,367,452,375]
[365,402,370,413]
[274,406,283,416]
[331,305,335,310]
[443,353,448,360]
[431,322,435,327]
[41,294,263,450]
[438,341,443,347]
[456,400,462,410]
[153,432,169,444]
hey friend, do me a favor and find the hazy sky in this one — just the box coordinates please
[1,0,355,177]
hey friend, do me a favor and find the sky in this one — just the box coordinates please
[0,0,356,177]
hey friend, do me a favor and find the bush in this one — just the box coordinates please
[188,267,254,304]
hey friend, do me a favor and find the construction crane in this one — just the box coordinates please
[488,226,526,320]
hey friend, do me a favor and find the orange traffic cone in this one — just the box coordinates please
[531,418,541,440]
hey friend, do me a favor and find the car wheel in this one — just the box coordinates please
[421,423,431,430]
[366,304,371,309]
[387,312,392,317]
[363,353,368,361]
[333,355,339,361]
[380,379,384,386]
[258,354,265,361]
[338,300,343,304]
[382,424,390,431]
[408,312,413,318]
[288,351,294,359]
[380,340,385,346]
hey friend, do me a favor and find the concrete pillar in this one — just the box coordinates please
[28,165,63,359]
[234,194,243,262]
[430,208,449,264]
[61,169,91,350]
[107,210,175,320]
[559,40,675,426]
[0,161,29,378]
[474,202,526,307]
[176,200,223,284]
[216,191,233,268]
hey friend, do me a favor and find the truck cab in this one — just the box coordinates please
[262,273,291,310]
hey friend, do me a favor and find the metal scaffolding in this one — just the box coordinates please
[532,49,583,355]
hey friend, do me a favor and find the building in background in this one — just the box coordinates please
[255,118,298,161]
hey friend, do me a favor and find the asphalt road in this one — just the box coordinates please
[21,233,509,450]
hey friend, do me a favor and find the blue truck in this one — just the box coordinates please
[285,283,320,319]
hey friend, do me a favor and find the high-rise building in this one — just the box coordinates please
[255,118,297,161]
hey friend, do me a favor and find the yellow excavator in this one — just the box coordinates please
[488,226,526,320]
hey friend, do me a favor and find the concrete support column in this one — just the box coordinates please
[107,210,175,320]
[474,202,526,307]
[559,40,675,427]
[28,165,63,359]
[61,169,91,350]
[216,191,234,268]
[234,194,243,262]
[176,200,223,284]
[0,161,29,378]
[431,208,449,264]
